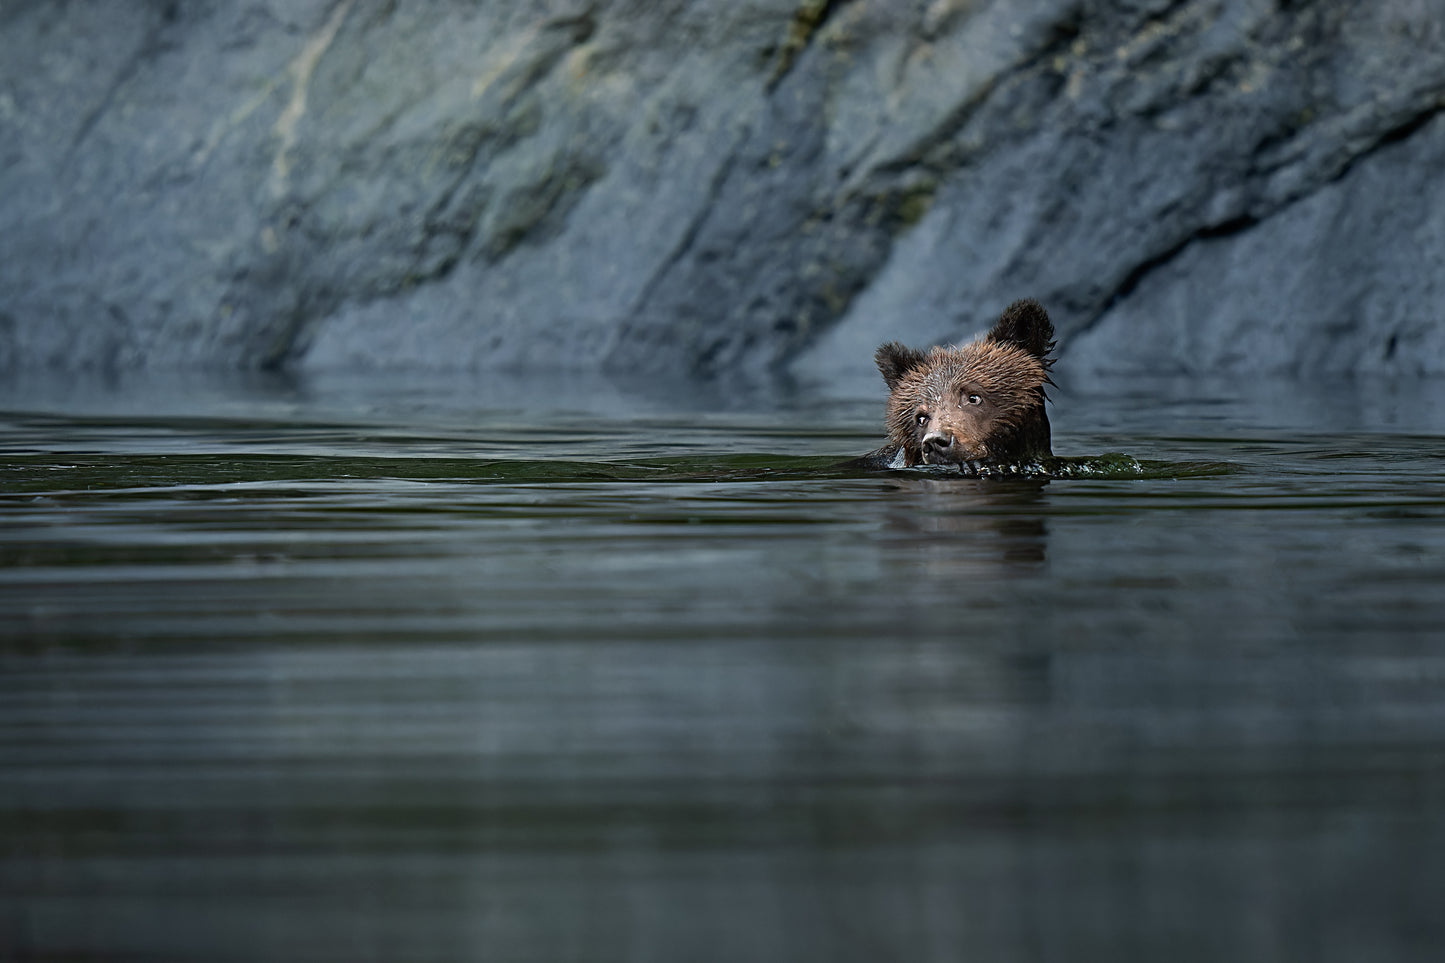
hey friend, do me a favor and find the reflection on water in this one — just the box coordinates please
[2,371,1445,961]
[881,478,1053,569]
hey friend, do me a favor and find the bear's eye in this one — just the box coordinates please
[914,411,929,428]
[965,394,982,406]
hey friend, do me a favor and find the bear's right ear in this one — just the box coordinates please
[986,299,1056,360]
[875,342,927,391]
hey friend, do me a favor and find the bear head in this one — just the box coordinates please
[875,299,1056,469]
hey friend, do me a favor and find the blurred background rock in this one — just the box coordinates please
[2,0,1442,387]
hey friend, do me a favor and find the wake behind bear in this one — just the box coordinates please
[854,299,1057,473]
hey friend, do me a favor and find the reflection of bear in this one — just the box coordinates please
[856,300,1056,471]
[884,476,1051,568]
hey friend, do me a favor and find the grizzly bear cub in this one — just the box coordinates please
[857,299,1056,472]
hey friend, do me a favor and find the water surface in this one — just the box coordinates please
[3,371,1444,962]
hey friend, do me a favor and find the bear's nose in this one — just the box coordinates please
[923,431,954,453]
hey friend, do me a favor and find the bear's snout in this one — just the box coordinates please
[922,423,989,465]
[924,429,983,465]
[923,431,955,458]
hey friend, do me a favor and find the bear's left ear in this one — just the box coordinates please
[875,342,927,391]
[986,299,1055,361]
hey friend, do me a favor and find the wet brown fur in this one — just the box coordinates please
[873,299,1056,469]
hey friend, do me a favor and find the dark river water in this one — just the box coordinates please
[2,370,1444,962]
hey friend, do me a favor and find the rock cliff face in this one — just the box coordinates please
[1,0,1442,379]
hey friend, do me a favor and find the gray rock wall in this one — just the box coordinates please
[1,0,1442,379]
